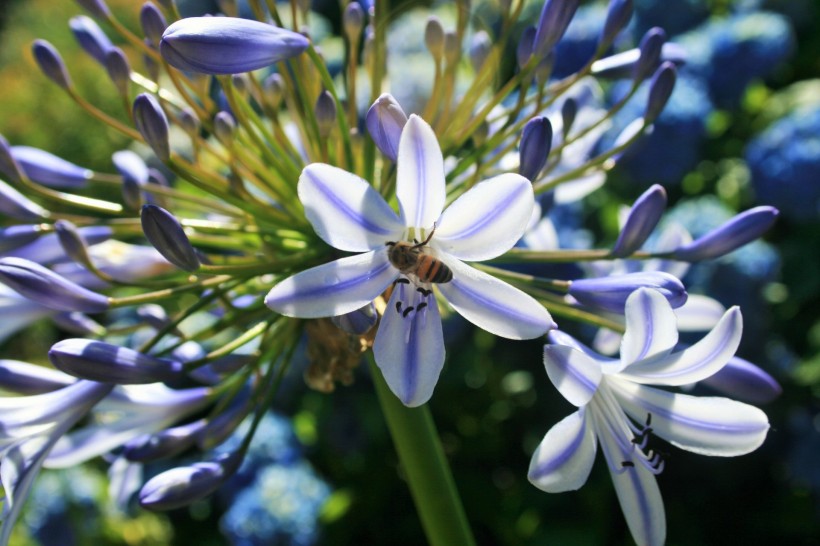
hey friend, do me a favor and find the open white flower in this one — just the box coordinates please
[266,115,554,406]
[528,288,769,546]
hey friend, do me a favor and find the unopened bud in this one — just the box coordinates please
[610,184,667,257]
[0,257,110,313]
[140,204,201,272]
[49,338,184,383]
[424,16,445,60]
[365,93,408,161]
[314,91,336,138]
[519,116,553,182]
[69,15,114,65]
[32,40,73,90]
[133,93,170,161]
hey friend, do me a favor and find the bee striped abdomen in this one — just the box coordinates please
[417,255,452,283]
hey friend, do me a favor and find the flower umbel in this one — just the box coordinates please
[266,115,554,406]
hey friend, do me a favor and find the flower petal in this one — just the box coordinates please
[437,258,554,339]
[621,307,742,386]
[434,173,534,261]
[673,294,725,331]
[620,288,678,365]
[396,115,445,229]
[298,164,403,252]
[528,409,596,492]
[543,345,603,406]
[265,250,397,318]
[610,379,770,456]
[373,282,444,407]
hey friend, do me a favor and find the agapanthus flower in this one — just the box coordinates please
[529,288,769,546]
[266,115,554,406]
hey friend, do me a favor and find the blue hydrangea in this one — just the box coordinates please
[220,462,331,546]
[746,106,820,221]
[678,12,794,107]
[632,0,710,37]
[605,74,713,185]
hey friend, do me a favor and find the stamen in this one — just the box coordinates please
[417,287,432,296]
[416,302,428,311]
[395,278,410,285]
[621,461,635,468]
[402,306,414,317]
[395,301,402,313]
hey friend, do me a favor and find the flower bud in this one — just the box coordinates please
[331,302,377,335]
[48,338,184,383]
[6,226,112,264]
[105,47,132,97]
[443,31,460,66]
[140,2,168,47]
[133,93,170,161]
[160,17,310,75]
[469,30,492,73]
[140,204,201,272]
[32,40,73,90]
[262,73,285,110]
[671,206,779,261]
[644,61,676,123]
[0,359,74,395]
[75,0,111,19]
[516,26,536,68]
[610,184,667,257]
[519,116,552,182]
[51,311,107,337]
[424,16,445,60]
[0,225,42,253]
[0,257,110,313]
[143,47,160,81]
[568,272,687,313]
[0,179,49,220]
[10,146,91,188]
[69,15,113,65]
[343,2,365,42]
[124,419,206,462]
[533,0,581,59]
[314,90,336,138]
[700,356,782,405]
[113,150,149,210]
[0,134,24,184]
[214,111,237,147]
[634,27,666,83]
[139,451,242,511]
[600,0,633,46]
[196,390,252,450]
[561,97,578,138]
[54,219,94,267]
[177,107,200,138]
[365,93,408,161]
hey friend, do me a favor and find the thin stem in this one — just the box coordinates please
[368,356,476,546]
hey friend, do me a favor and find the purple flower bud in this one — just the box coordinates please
[469,30,492,73]
[533,0,581,59]
[143,47,160,81]
[0,225,42,253]
[140,2,168,47]
[314,91,336,138]
[634,27,666,82]
[519,116,552,181]
[10,146,91,188]
[69,15,114,65]
[0,359,74,395]
[213,111,236,147]
[52,311,107,337]
[32,40,73,90]
[671,206,779,261]
[365,93,408,161]
[591,42,686,79]
[177,107,200,137]
[644,61,676,123]
[196,390,252,450]
[343,2,365,41]
[141,204,200,272]
[113,150,149,210]
[700,356,782,405]
[48,338,184,383]
[331,303,377,335]
[125,419,206,462]
[139,451,242,511]
[0,257,110,313]
[75,0,112,19]
[133,93,170,161]
[262,73,285,110]
[561,97,577,137]
[105,47,132,96]
[0,179,48,220]
[610,184,667,257]
[160,17,310,75]
[230,74,248,97]
[600,0,633,46]
[54,219,93,266]
[517,26,536,68]
[424,16,445,59]
[569,272,687,313]
[5,226,112,264]
[0,134,24,184]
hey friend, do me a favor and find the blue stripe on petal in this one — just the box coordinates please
[528,409,596,493]
[543,345,602,406]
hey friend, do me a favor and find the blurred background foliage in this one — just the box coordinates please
[0,0,818,544]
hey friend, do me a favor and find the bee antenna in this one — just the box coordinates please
[413,223,438,249]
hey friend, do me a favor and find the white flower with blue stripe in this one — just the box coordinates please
[528,288,769,546]
[266,115,554,406]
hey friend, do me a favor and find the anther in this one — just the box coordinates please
[396,301,402,313]
[416,302,428,311]
[416,287,432,296]
[621,461,635,468]
[402,306,414,317]
[395,278,410,285]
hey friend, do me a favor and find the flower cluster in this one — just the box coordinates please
[0,1,782,545]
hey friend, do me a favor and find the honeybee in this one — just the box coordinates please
[386,225,452,284]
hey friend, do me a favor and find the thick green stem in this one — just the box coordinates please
[368,358,476,546]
